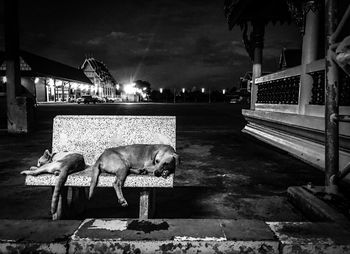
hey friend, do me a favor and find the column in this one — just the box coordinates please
[44,79,48,102]
[250,21,265,110]
[61,81,65,101]
[68,82,71,101]
[298,0,320,114]
[5,0,31,133]
[54,79,57,102]
[325,0,339,194]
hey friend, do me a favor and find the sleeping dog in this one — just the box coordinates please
[21,150,86,220]
[89,144,179,207]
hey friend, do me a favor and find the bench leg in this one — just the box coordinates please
[66,187,87,218]
[139,188,156,219]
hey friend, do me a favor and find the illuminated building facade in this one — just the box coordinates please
[81,57,116,99]
[0,50,93,102]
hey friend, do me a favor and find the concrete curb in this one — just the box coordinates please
[0,219,350,253]
[287,186,350,229]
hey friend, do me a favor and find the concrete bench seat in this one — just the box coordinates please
[24,115,176,220]
[25,170,174,188]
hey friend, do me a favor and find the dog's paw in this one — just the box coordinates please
[52,213,58,221]
[30,166,38,170]
[119,199,128,207]
[140,168,148,175]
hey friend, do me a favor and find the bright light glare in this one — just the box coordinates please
[116,84,120,90]
[124,83,136,94]
[182,88,185,93]
[34,77,40,84]
[2,76,7,83]
[201,88,205,93]
[159,88,163,93]
[222,89,226,95]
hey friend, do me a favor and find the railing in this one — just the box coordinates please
[255,65,301,105]
[307,59,350,106]
[255,59,350,106]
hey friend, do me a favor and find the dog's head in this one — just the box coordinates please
[37,149,53,167]
[153,148,180,178]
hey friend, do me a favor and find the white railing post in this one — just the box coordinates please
[299,1,321,114]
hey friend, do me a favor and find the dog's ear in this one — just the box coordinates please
[152,150,159,164]
[43,149,52,158]
[173,153,180,166]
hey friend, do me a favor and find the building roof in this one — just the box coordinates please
[81,57,116,84]
[224,0,293,30]
[0,50,92,84]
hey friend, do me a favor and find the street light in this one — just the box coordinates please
[201,88,205,93]
[222,89,226,95]
[182,88,185,93]
[159,88,163,94]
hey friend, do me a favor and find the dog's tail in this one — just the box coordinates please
[51,168,69,218]
[89,161,101,200]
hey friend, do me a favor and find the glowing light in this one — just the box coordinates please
[142,87,147,91]
[47,78,54,87]
[2,76,7,83]
[222,89,226,95]
[71,83,78,90]
[201,88,205,93]
[182,88,185,93]
[159,88,163,94]
[116,84,120,90]
[34,77,40,84]
[124,83,136,94]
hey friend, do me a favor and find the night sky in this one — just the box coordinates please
[0,0,301,90]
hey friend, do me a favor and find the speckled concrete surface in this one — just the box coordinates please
[25,172,174,188]
[52,115,176,165]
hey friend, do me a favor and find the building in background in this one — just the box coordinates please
[81,57,117,99]
[0,50,93,103]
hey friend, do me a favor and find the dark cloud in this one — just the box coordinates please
[0,0,301,89]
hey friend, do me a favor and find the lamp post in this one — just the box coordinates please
[208,88,211,103]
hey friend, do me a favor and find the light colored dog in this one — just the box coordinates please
[89,144,179,207]
[20,150,86,219]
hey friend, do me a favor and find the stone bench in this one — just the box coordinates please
[24,115,176,220]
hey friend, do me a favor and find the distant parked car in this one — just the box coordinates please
[229,96,241,104]
[68,97,77,103]
[77,95,98,104]
[92,96,105,103]
[104,97,113,103]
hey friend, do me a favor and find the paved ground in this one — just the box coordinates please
[0,103,325,220]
